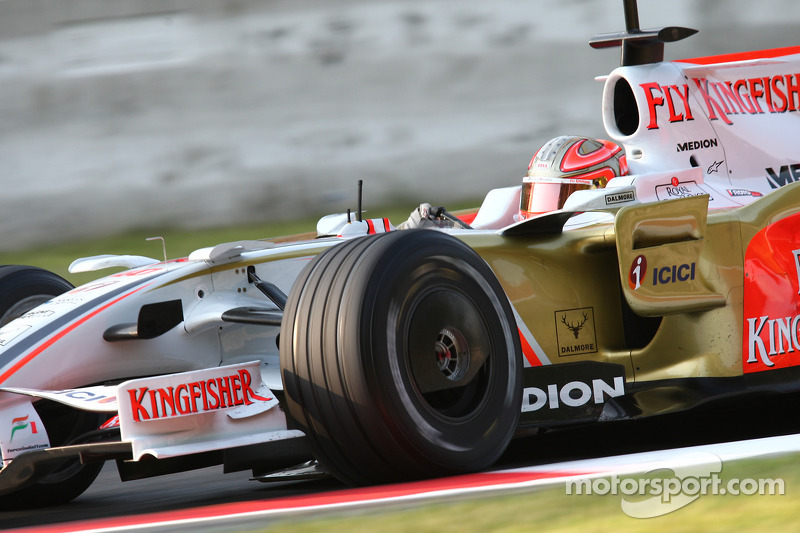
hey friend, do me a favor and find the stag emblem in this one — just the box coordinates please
[561,312,588,339]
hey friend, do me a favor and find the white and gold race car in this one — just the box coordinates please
[1,0,799,507]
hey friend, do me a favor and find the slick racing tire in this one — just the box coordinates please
[0,266,105,508]
[280,230,522,485]
[0,265,73,326]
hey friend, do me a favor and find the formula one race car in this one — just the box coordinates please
[2,0,800,506]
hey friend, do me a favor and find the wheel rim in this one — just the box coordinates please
[434,327,470,381]
[406,287,492,420]
[0,295,52,326]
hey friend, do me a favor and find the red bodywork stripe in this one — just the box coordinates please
[458,212,478,225]
[677,45,800,65]
[0,284,152,383]
[519,329,543,367]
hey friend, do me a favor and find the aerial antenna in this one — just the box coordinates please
[589,0,697,66]
[146,236,167,262]
[357,180,363,222]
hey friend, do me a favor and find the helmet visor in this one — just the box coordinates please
[520,177,594,217]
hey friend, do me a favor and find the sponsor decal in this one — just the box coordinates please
[6,442,48,454]
[794,249,800,296]
[655,180,712,201]
[743,213,800,373]
[111,267,163,278]
[629,255,647,290]
[746,314,800,369]
[641,73,800,129]
[707,161,724,174]
[727,188,763,198]
[520,362,626,422]
[69,280,119,293]
[652,263,696,286]
[676,138,718,152]
[605,190,636,205]
[9,415,37,442]
[630,257,696,289]
[0,385,120,412]
[48,297,88,306]
[1,406,50,463]
[51,388,117,405]
[20,309,55,320]
[555,307,597,356]
[124,366,274,422]
[0,309,54,346]
[522,377,624,412]
[0,323,31,346]
[765,163,800,189]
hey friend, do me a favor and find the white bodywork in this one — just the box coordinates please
[0,241,335,465]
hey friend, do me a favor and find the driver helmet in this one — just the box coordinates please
[519,135,628,220]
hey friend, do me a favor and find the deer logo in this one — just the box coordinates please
[561,312,588,339]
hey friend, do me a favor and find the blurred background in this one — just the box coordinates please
[1,0,798,250]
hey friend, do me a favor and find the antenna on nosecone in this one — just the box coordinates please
[146,236,167,262]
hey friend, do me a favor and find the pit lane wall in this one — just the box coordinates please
[0,0,797,249]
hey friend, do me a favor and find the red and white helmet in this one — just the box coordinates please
[519,136,628,220]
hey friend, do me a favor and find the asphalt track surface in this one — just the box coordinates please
[4,391,800,532]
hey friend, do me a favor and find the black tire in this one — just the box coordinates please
[280,230,522,485]
[0,266,105,507]
[0,265,73,326]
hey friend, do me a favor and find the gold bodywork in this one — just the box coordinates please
[458,182,800,417]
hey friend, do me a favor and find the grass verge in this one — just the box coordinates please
[255,453,799,533]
